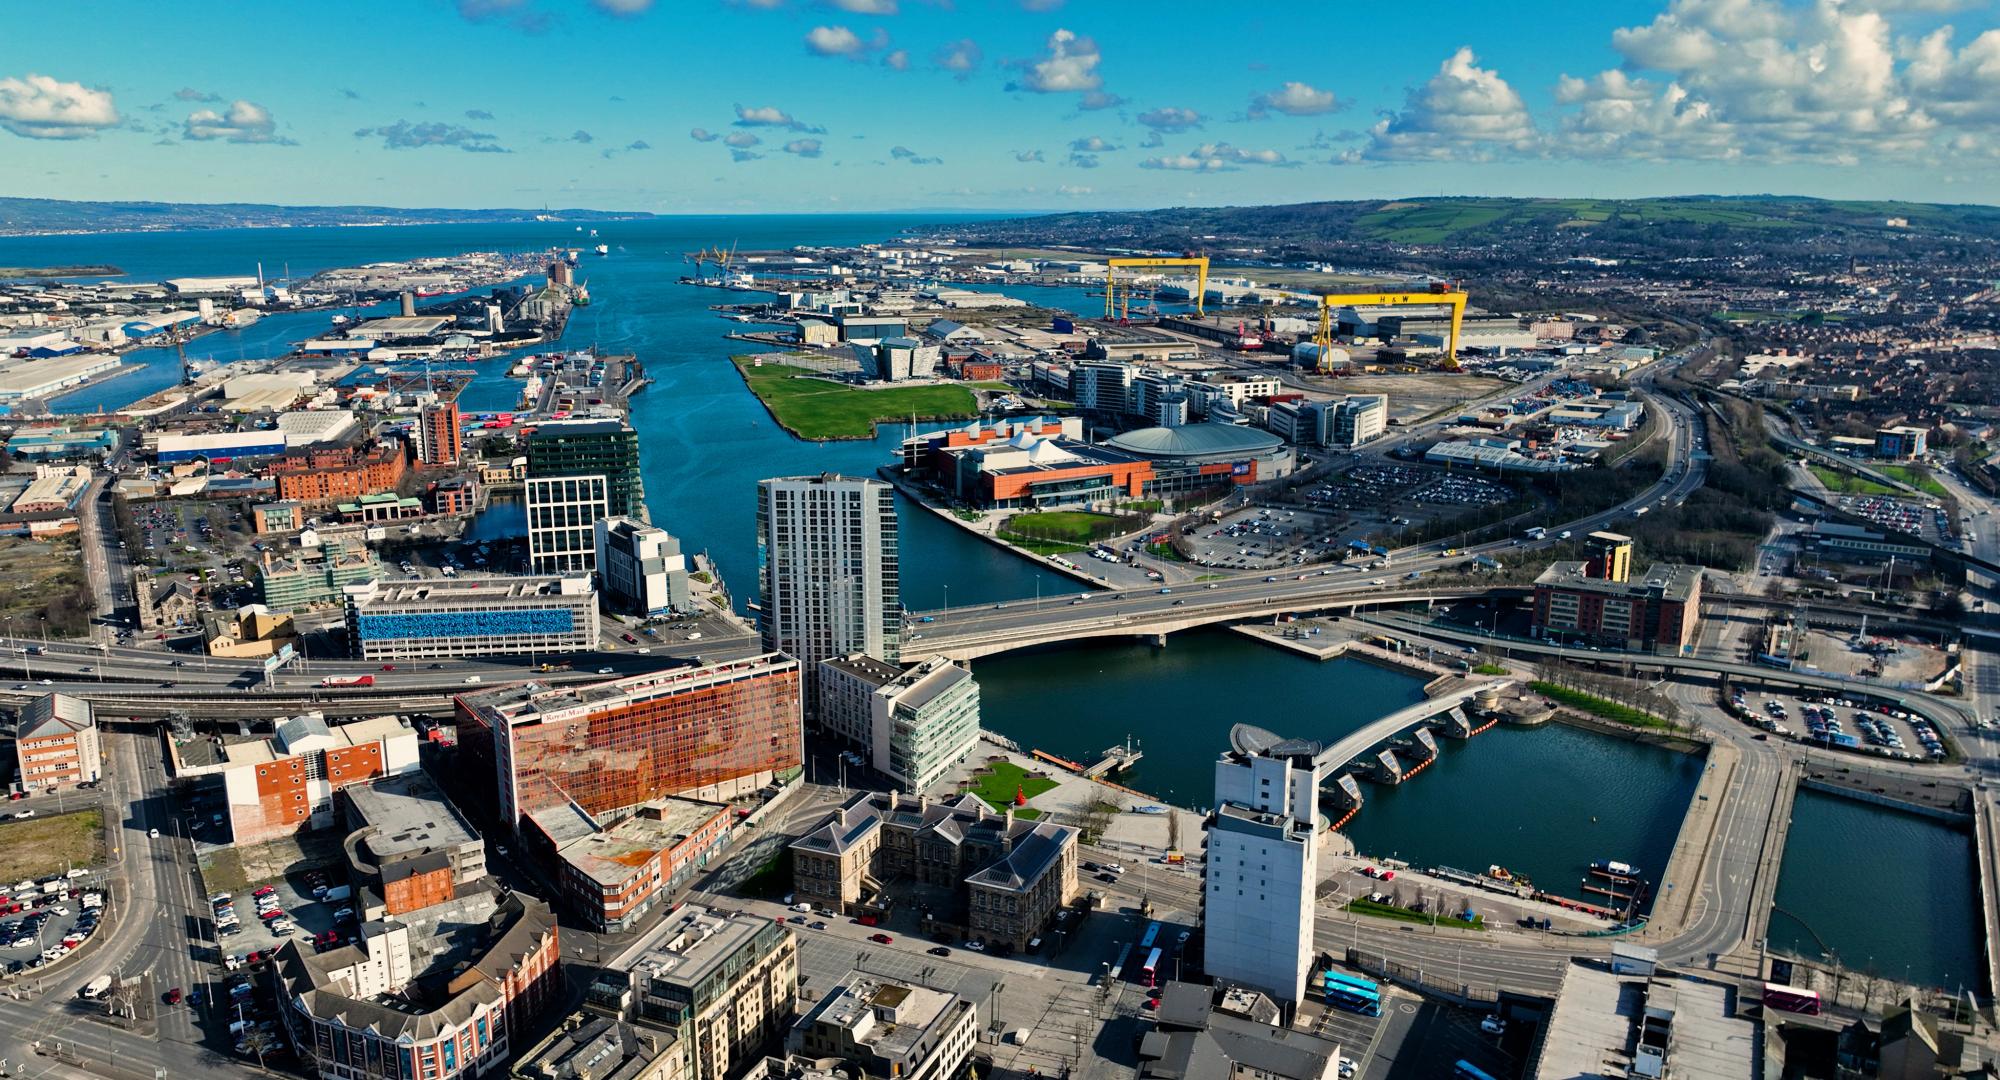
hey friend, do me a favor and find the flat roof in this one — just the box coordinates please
[460,653,798,730]
[1535,561,1703,602]
[1533,964,1756,1080]
[344,772,481,860]
[355,575,591,605]
[555,798,730,887]
[611,903,772,991]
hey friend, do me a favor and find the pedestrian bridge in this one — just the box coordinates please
[1230,679,1511,816]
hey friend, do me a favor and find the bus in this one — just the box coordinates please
[1320,974,1380,1017]
[1762,982,1822,1016]
[1140,947,1163,987]
[1109,943,1133,982]
[1453,1062,1499,1080]
[1321,971,1378,996]
[1137,921,1161,951]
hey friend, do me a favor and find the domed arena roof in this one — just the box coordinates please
[1103,422,1283,458]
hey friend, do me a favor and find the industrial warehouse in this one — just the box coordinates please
[901,417,1295,509]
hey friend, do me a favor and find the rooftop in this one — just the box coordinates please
[458,653,798,731]
[516,1016,679,1080]
[1535,561,1704,602]
[1104,422,1282,458]
[611,903,774,991]
[1141,982,1342,1080]
[344,771,482,862]
[1531,963,1756,1080]
[553,798,732,888]
[19,692,93,740]
[350,574,592,606]
[796,973,968,1066]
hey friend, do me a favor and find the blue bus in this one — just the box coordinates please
[1453,1061,1499,1080]
[1320,974,1380,1017]
[1321,972,1378,995]
[1137,921,1161,951]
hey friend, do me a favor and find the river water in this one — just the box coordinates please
[0,217,1973,964]
[1768,788,1983,993]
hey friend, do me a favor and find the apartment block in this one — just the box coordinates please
[817,654,982,794]
[171,714,420,845]
[14,692,101,790]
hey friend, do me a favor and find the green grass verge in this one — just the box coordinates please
[0,808,103,882]
[1345,897,1486,931]
[963,760,1057,812]
[1808,464,1898,496]
[1874,464,1949,498]
[733,358,977,440]
[1472,663,1508,676]
[1001,511,1134,544]
[996,534,1089,556]
[1531,681,1674,730]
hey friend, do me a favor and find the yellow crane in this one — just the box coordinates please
[1104,255,1210,319]
[1313,284,1468,371]
[684,242,738,281]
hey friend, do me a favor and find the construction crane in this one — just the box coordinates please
[1105,255,1210,320]
[1313,282,1468,372]
[684,242,738,282]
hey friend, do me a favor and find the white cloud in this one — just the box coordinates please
[1058,184,1092,196]
[725,131,761,148]
[1354,47,1537,161]
[591,0,653,15]
[933,38,982,78]
[882,49,910,71]
[733,104,824,132]
[1009,29,1103,93]
[184,99,291,144]
[1136,106,1202,132]
[1140,153,1233,171]
[0,73,120,140]
[1068,134,1118,152]
[690,127,719,141]
[1194,141,1288,165]
[830,0,896,11]
[890,144,941,164]
[1067,152,1101,168]
[1077,90,1125,111]
[783,137,824,156]
[806,24,889,58]
[1248,81,1338,118]
[1553,0,1949,163]
[1013,148,1045,162]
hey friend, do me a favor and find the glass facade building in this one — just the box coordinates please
[343,576,600,660]
[525,418,644,518]
[756,474,900,715]
[456,654,804,835]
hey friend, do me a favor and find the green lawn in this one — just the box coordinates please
[733,358,977,440]
[1344,897,1486,931]
[1000,510,1138,545]
[1808,464,1898,496]
[1874,464,1949,498]
[964,761,1057,813]
[1472,662,1508,676]
[1531,682,1674,730]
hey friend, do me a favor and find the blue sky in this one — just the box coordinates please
[4,0,1998,213]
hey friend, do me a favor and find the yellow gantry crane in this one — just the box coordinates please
[684,242,738,281]
[1314,283,1468,371]
[1105,255,1209,319]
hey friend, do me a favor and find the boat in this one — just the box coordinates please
[1590,859,1640,879]
[589,229,598,238]
[573,283,591,307]
[593,244,609,256]
[1134,805,1167,815]
[564,250,580,266]
[330,314,350,326]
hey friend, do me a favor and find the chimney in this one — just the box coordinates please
[400,291,417,318]
[887,791,900,811]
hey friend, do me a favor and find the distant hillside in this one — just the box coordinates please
[915,196,2000,259]
[0,197,653,236]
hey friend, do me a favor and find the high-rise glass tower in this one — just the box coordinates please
[756,474,900,713]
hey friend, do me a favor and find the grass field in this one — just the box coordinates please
[733,358,977,440]
[0,808,104,881]
[1874,464,1949,498]
[1001,511,1133,544]
[1344,897,1486,931]
[1531,682,1674,730]
[964,761,1056,816]
[0,538,95,639]
[1808,464,1898,496]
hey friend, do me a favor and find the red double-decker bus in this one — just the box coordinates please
[1762,982,1821,1016]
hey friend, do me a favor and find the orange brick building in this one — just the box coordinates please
[172,714,421,845]
[271,441,410,504]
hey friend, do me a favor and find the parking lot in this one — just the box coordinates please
[1727,687,1951,763]
[1186,505,1353,571]
[1834,494,1950,543]
[0,869,108,975]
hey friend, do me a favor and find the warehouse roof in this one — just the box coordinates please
[1104,422,1281,458]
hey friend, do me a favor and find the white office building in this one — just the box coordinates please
[1204,728,1325,1006]
[526,474,608,575]
[595,516,692,616]
[757,475,900,712]
[817,654,981,794]
[1329,394,1388,448]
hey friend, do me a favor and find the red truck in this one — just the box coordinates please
[320,675,375,688]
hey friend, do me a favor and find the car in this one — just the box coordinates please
[788,915,806,924]
[259,909,284,921]
[380,664,396,672]
[165,987,183,1005]
[928,946,951,956]
[1481,1015,1506,1036]
[964,939,986,952]
[333,907,355,921]
[597,667,614,674]
[868,933,894,944]
[253,886,276,897]
[147,827,160,838]
[169,659,185,667]
[808,921,827,931]
[12,810,33,819]
[1177,930,1192,944]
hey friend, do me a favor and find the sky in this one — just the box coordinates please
[4,0,2000,214]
